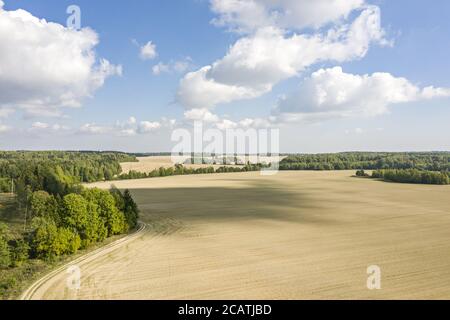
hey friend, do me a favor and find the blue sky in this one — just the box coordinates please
[0,0,449,152]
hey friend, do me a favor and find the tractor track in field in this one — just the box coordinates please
[20,222,148,300]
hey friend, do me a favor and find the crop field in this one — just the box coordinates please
[29,171,450,299]
[119,155,284,174]
[120,156,234,173]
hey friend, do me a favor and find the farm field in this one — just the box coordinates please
[119,155,285,173]
[28,171,450,299]
[120,156,236,173]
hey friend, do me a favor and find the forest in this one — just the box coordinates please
[0,151,136,193]
[0,151,139,299]
[117,163,265,180]
[280,152,450,171]
[371,169,449,185]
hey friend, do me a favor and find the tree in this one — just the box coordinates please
[83,201,108,247]
[109,186,125,211]
[0,237,10,269]
[10,239,30,267]
[0,224,11,268]
[61,194,89,234]
[55,228,81,255]
[82,188,126,236]
[30,191,59,223]
[31,217,59,259]
[31,217,81,259]
[123,189,139,229]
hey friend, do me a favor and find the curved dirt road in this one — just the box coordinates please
[20,223,148,300]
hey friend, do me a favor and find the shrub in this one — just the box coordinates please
[0,223,11,268]
[355,170,369,177]
[0,237,11,269]
[9,239,30,267]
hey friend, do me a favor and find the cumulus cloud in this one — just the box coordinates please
[216,119,238,130]
[79,123,111,135]
[213,117,273,130]
[29,122,69,132]
[31,122,50,130]
[127,116,137,125]
[152,57,193,75]
[274,67,450,121]
[140,41,157,60]
[210,0,365,33]
[177,66,263,109]
[117,128,137,137]
[184,108,220,123]
[182,106,273,130]
[78,116,173,136]
[138,121,162,133]
[0,4,122,118]
[178,6,387,110]
[114,116,138,136]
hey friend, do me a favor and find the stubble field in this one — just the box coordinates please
[120,156,241,173]
[29,171,450,299]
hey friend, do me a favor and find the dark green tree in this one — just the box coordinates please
[123,189,139,229]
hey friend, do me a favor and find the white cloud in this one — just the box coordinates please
[79,123,111,135]
[127,116,137,125]
[152,57,193,75]
[140,41,157,60]
[78,116,168,136]
[182,107,273,130]
[161,117,177,129]
[237,117,273,129]
[178,66,264,109]
[210,0,365,33]
[178,6,387,110]
[214,117,273,130]
[0,4,122,117]
[152,63,171,75]
[138,121,162,133]
[114,116,138,136]
[50,124,69,131]
[274,67,450,121]
[117,128,137,137]
[30,122,69,132]
[210,0,271,34]
[184,108,220,123]
[216,119,238,130]
[31,122,50,130]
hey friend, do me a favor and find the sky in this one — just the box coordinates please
[0,0,449,153]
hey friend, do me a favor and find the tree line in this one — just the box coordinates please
[116,163,266,180]
[371,169,449,185]
[0,151,136,193]
[0,186,139,264]
[280,152,450,171]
